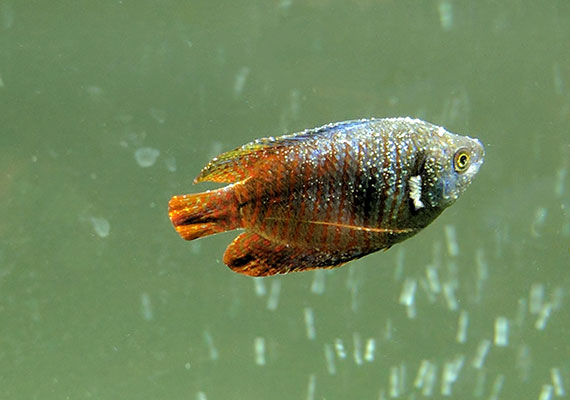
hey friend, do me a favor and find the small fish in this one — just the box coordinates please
[169,117,484,276]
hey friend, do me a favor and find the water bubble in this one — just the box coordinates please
[134,147,160,168]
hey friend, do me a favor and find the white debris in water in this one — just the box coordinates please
[438,0,454,31]
[140,292,153,321]
[529,283,545,314]
[441,354,464,396]
[551,367,565,396]
[334,338,346,359]
[324,344,336,375]
[196,392,207,400]
[488,374,505,400]
[399,278,417,307]
[233,66,250,97]
[535,302,553,330]
[554,167,567,197]
[539,384,553,400]
[414,360,436,390]
[310,269,326,294]
[553,63,564,96]
[456,310,469,343]
[1,1,14,30]
[254,336,265,366]
[203,330,218,361]
[475,248,488,301]
[425,265,441,294]
[352,332,363,366]
[531,207,548,237]
[364,338,375,362]
[472,339,491,369]
[253,277,266,297]
[393,247,405,281]
[90,216,110,238]
[421,362,437,396]
[0,72,4,88]
[164,155,177,172]
[306,374,316,400]
[150,107,166,124]
[389,366,400,398]
[494,317,509,347]
[304,307,316,340]
[444,224,459,257]
[266,280,281,311]
[442,282,459,311]
[134,147,160,168]
[516,344,532,382]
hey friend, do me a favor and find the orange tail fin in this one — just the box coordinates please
[168,187,240,241]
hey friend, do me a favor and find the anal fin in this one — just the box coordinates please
[223,232,366,276]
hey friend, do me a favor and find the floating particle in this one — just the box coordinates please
[233,66,250,97]
[352,332,363,366]
[515,297,527,327]
[324,344,336,375]
[254,337,265,366]
[473,369,486,397]
[554,167,567,198]
[529,283,545,314]
[419,278,437,303]
[150,107,166,124]
[196,392,207,400]
[399,278,417,307]
[516,344,532,382]
[494,317,509,347]
[539,385,553,400]
[535,303,553,330]
[456,310,469,343]
[289,88,301,118]
[140,292,153,321]
[488,374,505,400]
[0,72,4,88]
[551,368,565,396]
[414,360,433,389]
[1,1,14,30]
[425,265,441,294]
[134,147,160,168]
[444,224,459,257]
[203,330,218,361]
[389,366,400,398]
[442,282,459,311]
[422,362,437,397]
[164,156,177,172]
[184,362,191,370]
[438,0,453,31]
[253,277,266,297]
[334,338,346,359]
[306,374,316,400]
[364,338,376,362]
[310,269,326,294]
[86,85,103,98]
[90,216,110,238]
[406,302,417,319]
[553,63,564,96]
[472,339,491,369]
[266,280,281,311]
[304,307,316,340]
[531,207,548,237]
[475,248,488,301]
[441,354,465,396]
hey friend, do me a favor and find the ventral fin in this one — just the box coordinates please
[195,119,373,184]
[223,232,356,276]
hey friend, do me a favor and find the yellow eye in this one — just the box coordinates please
[453,149,470,173]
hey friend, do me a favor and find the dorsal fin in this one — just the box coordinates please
[194,119,374,183]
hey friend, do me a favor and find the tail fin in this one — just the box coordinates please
[168,188,240,241]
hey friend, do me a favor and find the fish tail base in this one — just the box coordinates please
[168,187,239,241]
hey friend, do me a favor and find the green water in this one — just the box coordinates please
[1,1,569,399]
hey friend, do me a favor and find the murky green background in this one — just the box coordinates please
[1,1,569,399]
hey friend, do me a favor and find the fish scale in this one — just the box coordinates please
[168,117,484,276]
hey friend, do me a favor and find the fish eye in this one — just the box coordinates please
[453,148,470,173]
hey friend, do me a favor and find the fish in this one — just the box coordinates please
[169,117,484,277]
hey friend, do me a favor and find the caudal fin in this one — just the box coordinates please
[168,188,239,241]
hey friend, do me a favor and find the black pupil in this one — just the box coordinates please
[459,154,467,166]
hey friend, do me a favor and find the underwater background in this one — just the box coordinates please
[1,1,569,399]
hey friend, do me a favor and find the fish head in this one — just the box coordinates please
[423,128,485,209]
